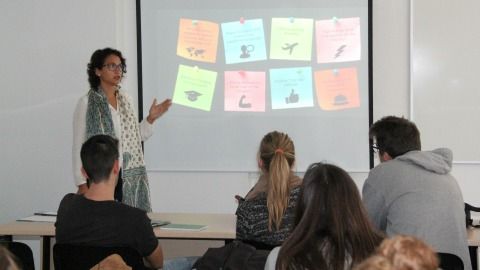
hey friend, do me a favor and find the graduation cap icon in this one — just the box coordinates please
[185,90,202,102]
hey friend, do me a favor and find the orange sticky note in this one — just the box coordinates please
[314,68,360,110]
[177,18,219,63]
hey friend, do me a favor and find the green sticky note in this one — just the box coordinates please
[270,18,314,61]
[173,65,218,111]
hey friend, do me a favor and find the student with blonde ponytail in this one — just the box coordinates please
[235,131,302,249]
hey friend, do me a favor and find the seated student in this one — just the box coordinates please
[353,255,392,270]
[265,162,383,270]
[362,116,471,270]
[0,246,20,270]
[236,131,302,249]
[55,135,163,269]
[90,254,132,270]
[354,235,439,270]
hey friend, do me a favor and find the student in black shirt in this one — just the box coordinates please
[55,134,163,269]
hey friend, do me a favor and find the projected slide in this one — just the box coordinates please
[140,0,371,172]
[171,16,361,113]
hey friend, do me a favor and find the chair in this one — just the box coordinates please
[53,243,148,270]
[0,241,35,270]
[437,252,464,270]
[239,239,277,251]
[465,203,480,228]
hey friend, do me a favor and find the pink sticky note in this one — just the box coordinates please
[315,17,361,63]
[224,71,266,112]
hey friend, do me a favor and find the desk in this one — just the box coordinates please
[468,227,480,246]
[0,213,236,270]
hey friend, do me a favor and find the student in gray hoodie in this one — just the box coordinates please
[363,116,471,270]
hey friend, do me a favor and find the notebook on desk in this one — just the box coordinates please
[34,211,57,216]
[160,223,207,231]
[151,220,171,227]
[17,215,56,223]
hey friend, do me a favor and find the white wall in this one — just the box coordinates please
[1,0,480,267]
[0,0,125,267]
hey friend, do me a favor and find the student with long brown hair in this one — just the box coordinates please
[236,131,302,249]
[265,162,383,270]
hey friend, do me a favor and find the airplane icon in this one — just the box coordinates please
[282,42,299,55]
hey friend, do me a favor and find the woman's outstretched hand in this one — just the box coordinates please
[147,98,172,124]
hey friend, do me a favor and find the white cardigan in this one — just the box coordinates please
[264,246,280,270]
[264,246,352,270]
[72,92,153,186]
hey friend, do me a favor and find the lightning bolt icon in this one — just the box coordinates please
[334,44,346,59]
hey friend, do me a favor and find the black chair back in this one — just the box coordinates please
[0,241,35,270]
[465,203,480,227]
[438,252,464,270]
[53,243,147,270]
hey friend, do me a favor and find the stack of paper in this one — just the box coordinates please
[151,220,170,227]
[160,224,207,231]
[17,215,56,223]
[17,211,57,222]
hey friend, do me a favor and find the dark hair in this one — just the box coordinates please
[276,162,383,270]
[369,116,421,158]
[80,135,119,184]
[87,48,126,89]
[259,131,295,231]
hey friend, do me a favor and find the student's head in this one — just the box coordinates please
[277,162,383,270]
[258,131,295,172]
[80,134,119,184]
[0,246,20,270]
[376,235,438,270]
[87,48,127,89]
[258,131,295,231]
[354,255,393,270]
[370,116,421,161]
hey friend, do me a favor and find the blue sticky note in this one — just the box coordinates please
[269,67,314,109]
[221,19,267,64]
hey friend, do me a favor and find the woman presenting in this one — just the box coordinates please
[73,48,171,212]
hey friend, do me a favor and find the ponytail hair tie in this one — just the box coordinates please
[275,148,284,155]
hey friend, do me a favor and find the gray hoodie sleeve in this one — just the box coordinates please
[362,180,388,231]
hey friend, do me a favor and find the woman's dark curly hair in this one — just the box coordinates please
[87,48,127,90]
